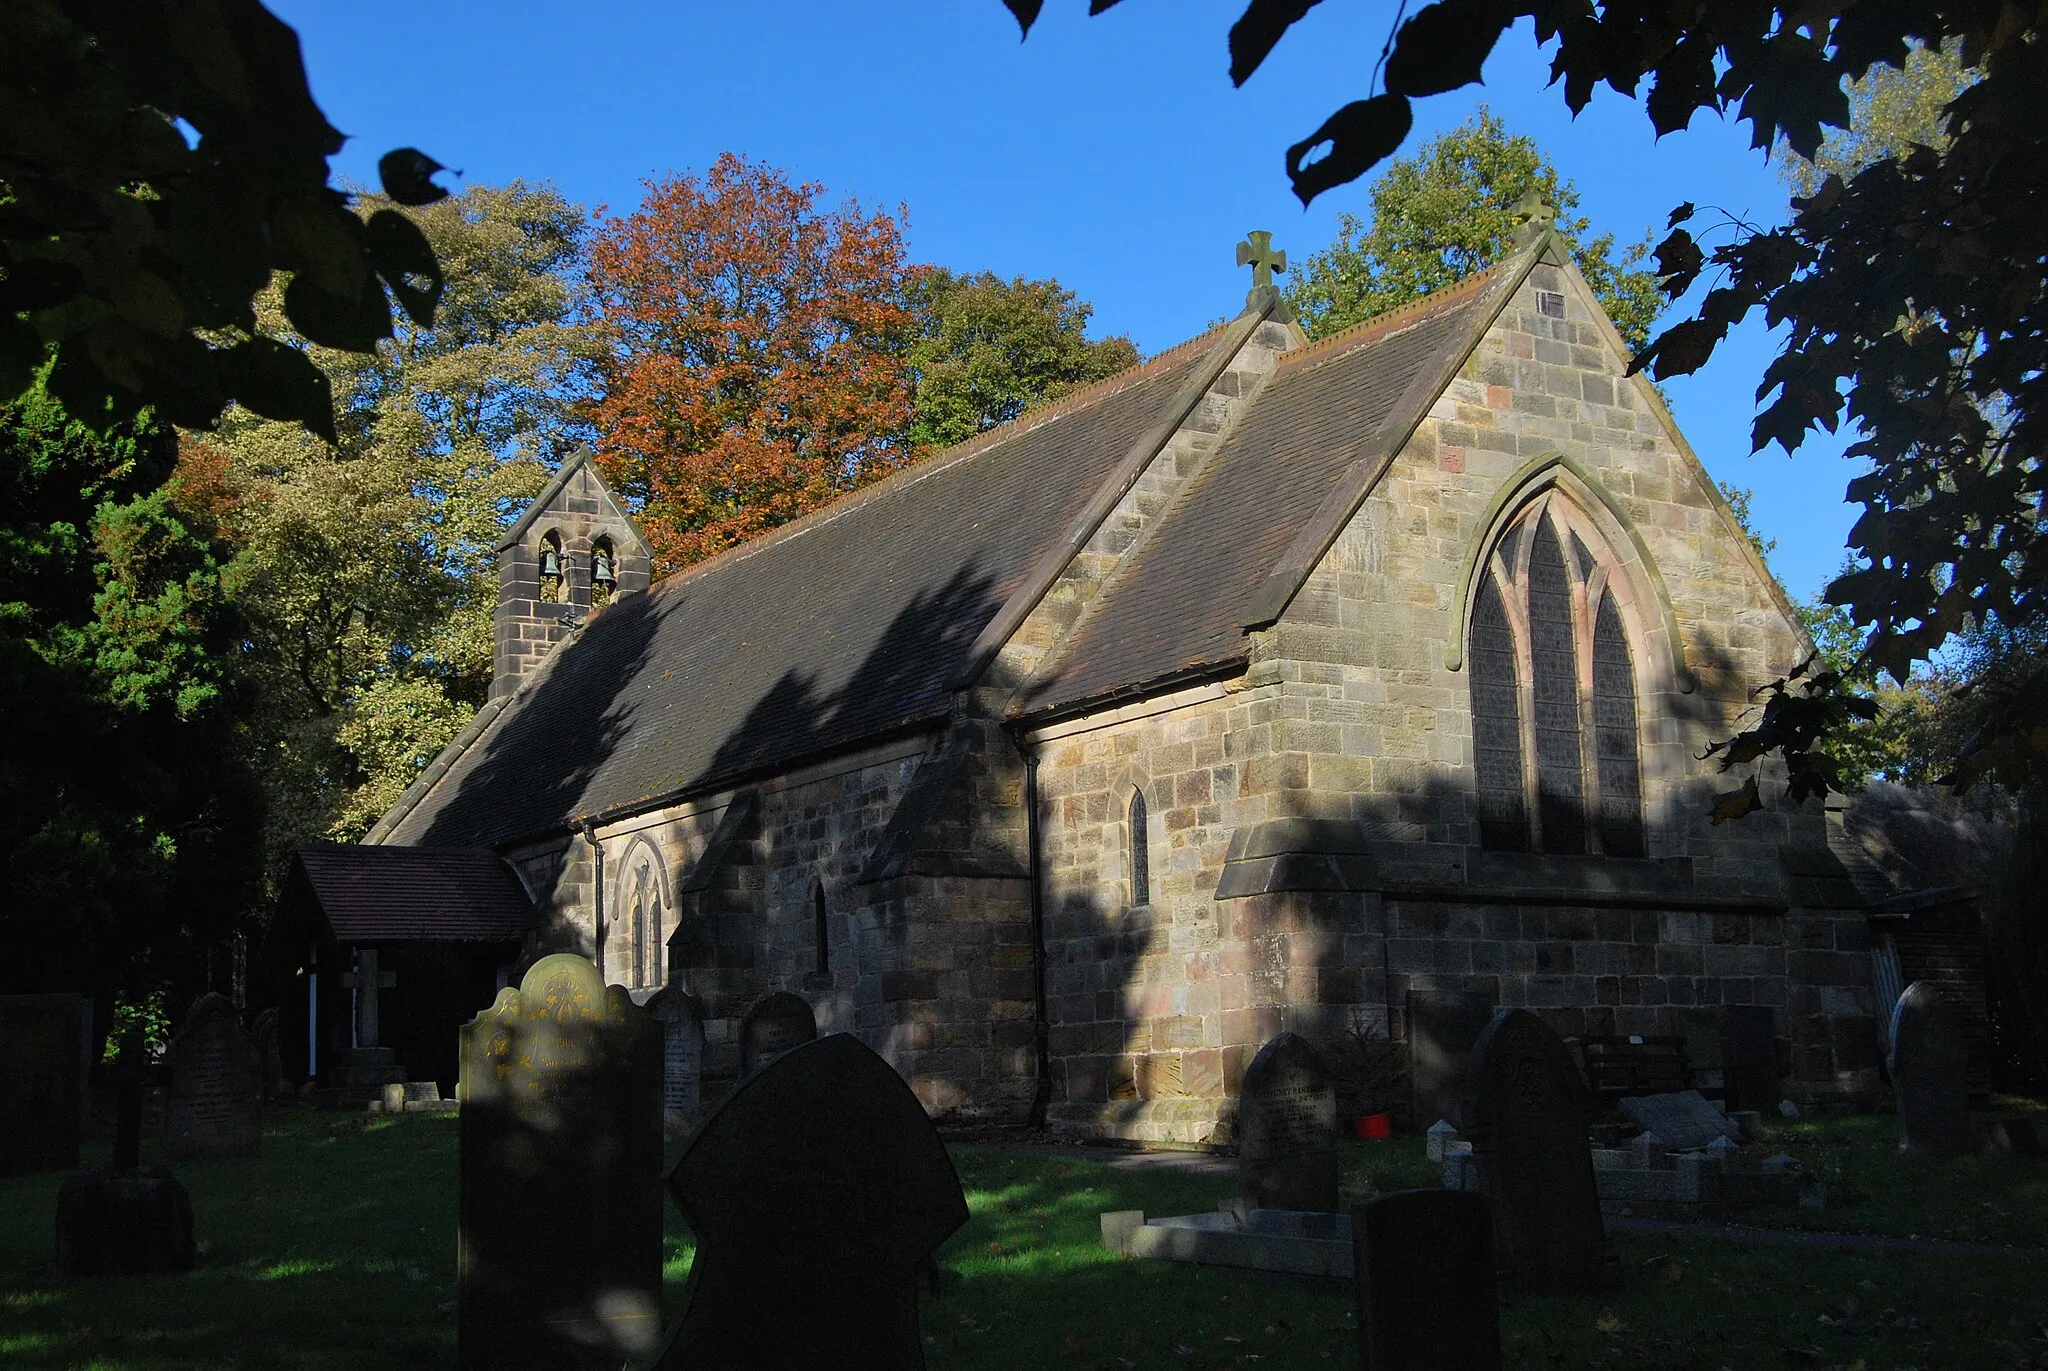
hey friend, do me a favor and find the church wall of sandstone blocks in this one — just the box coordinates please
[371,225,1884,1142]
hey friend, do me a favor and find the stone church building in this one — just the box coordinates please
[368,223,1883,1141]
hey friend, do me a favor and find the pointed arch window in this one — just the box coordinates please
[1129,789,1151,907]
[621,840,669,989]
[539,530,566,603]
[1468,492,1645,857]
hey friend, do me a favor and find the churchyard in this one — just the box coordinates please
[0,1101,2041,1371]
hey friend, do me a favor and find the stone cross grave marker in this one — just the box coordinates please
[1722,1005,1781,1116]
[1619,1090,1741,1151]
[1237,1031,1339,1213]
[0,993,90,1176]
[458,954,661,1371]
[1464,1009,1620,1294]
[249,1007,290,1103]
[164,993,262,1163]
[1408,989,1497,1128]
[57,1034,196,1278]
[1353,1188,1501,1371]
[1889,981,1974,1158]
[738,990,816,1076]
[645,980,705,1139]
[340,947,398,1049]
[650,1032,969,1370]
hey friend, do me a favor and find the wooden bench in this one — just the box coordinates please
[1578,1035,1697,1107]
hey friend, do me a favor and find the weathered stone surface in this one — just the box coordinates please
[249,1008,291,1103]
[651,1033,968,1370]
[1237,1032,1339,1213]
[646,981,705,1138]
[1354,1189,1501,1371]
[458,954,661,1371]
[1889,982,1973,1158]
[738,991,816,1077]
[1619,1090,1740,1152]
[0,994,90,1176]
[1409,989,1497,1128]
[1722,1004,1781,1115]
[1464,1009,1619,1294]
[55,1167,196,1278]
[164,993,261,1163]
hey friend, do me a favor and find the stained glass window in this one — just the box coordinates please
[1468,496,1645,855]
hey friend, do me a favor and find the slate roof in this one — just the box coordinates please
[386,332,1224,848]
[288,846,538,943]
[381,258,1517,853]
[1018,274,1501,714]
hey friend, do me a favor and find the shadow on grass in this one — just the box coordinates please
[6,1120,2043,1371]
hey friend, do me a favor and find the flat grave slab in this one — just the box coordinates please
[1619,1089,1741,1151]
[1102,1205,1355,1281]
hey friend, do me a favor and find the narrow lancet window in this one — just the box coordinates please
[1129,789,1150,907]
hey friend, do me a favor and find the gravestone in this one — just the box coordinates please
[1236,1032,1339,1213]
[163,993,262,1163]
[1353,1189,1501,1371]
[0,994,90,1176]
[738,990,816,1076]
[1618,1090,1741,1151]
[1722,1005,1781,1116]
[1889,981,1974,1158]
[1464,1009,1620,1294]
[1408,990,1497,1128]
[458,954,662,1371]
[249,1008,291,1103]
[56,1035,196,1278]
[645,981,705,1139]
[650,1033,968,1370]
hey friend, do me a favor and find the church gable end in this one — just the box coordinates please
[491,451,651,701]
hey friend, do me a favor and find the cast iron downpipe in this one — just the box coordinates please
[580,819,605,972]
[1023,743,1053,1131]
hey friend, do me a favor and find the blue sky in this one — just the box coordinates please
[273,0,1862,602]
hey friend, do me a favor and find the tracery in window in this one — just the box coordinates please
[1467,492,1645,856]
[621,839,669,989]
[1129,788,1150,907]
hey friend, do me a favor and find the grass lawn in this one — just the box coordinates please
[1,1110,2043,1370]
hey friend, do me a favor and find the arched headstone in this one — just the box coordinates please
[1236,1031,1339,1213]
[739,991,816,1076]
[1889,982,1974,1158]
[645,981,706,1139]
[651,1033,968,1369]
[1463,1009,1619,1294]
[1354,1189,1501,1371]
[457,954,661,1370]
[164,993,262,1162]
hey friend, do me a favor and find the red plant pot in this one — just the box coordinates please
[1356,1113,1392,1141]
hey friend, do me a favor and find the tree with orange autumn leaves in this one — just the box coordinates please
[589,154,921,571]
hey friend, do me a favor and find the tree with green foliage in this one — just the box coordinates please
[905,268,1139,451]
[1287,112,1663,350]
[0,381,262,1007]
[194,182,601,861]
[1,0,449,436]
[1780,42,1975,196]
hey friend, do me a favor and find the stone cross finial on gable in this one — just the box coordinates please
[1510,189,1559,250]
[1237,231,1288,291]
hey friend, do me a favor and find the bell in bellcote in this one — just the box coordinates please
[592,547,616,590]
[540,545,561,579]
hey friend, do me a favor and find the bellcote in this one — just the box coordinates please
[492,450,652,700]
